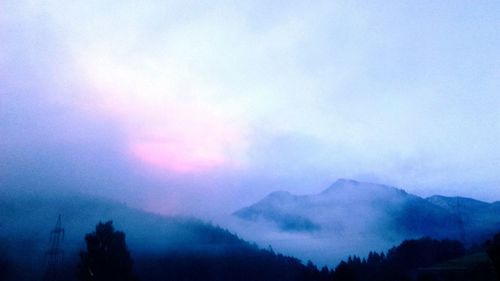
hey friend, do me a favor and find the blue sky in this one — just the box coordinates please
[1,1,499,216]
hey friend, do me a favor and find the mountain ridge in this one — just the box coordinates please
[233,179,500,244]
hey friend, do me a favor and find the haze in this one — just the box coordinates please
[1,0,499,220]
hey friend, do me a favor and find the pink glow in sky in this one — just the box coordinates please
[74,53,248,174]
[2,0,500,202]
[131,141,225,173]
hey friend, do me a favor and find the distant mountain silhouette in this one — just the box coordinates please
[234,190,321,232]
[234,179,500,244]
[426,195,500,242]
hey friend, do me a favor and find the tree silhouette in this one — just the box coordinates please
[486,232,500,280]
[77,221,138,281]
[333,261,356,281]
[0,255,9,280]
[0,241,10,281]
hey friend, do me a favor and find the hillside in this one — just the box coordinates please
[0,190,314,281]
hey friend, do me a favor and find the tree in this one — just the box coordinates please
[0,241,11,281]
[77,221,138,281]
[0,254,9,280]
[486,232,500,280]
[334,261,356,281]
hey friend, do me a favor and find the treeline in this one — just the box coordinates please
[329,234,500,281]
[137,247,320,281]
[331,238,465,281]
[0,220,499,281]
[77,221,322,281]
[0,248,10,280]
[75,221,499,281]
[139,235,500,281]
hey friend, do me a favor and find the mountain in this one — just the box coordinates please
[232,179,500,265]
[426,195,500,242]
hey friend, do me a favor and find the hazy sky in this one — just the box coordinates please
[1,1,499,217]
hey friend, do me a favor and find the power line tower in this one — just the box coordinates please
[44,215,65,281]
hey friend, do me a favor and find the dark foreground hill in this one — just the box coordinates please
[0,190,323,281]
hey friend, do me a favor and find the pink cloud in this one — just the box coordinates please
[131,140,227,173]
[73,54,248,174]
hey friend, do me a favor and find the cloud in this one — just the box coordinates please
[1,0,499,209]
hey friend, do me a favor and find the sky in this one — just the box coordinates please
[1,1,499,218]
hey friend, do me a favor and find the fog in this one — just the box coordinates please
[1,1,500,279]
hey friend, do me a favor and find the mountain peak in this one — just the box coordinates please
[335,178,360,185]
[262,190,296,204]
[268,190,293,198]
[320,179,410,198]
[320,178,361,194]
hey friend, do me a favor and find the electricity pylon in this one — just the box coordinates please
[44,215,65,281]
